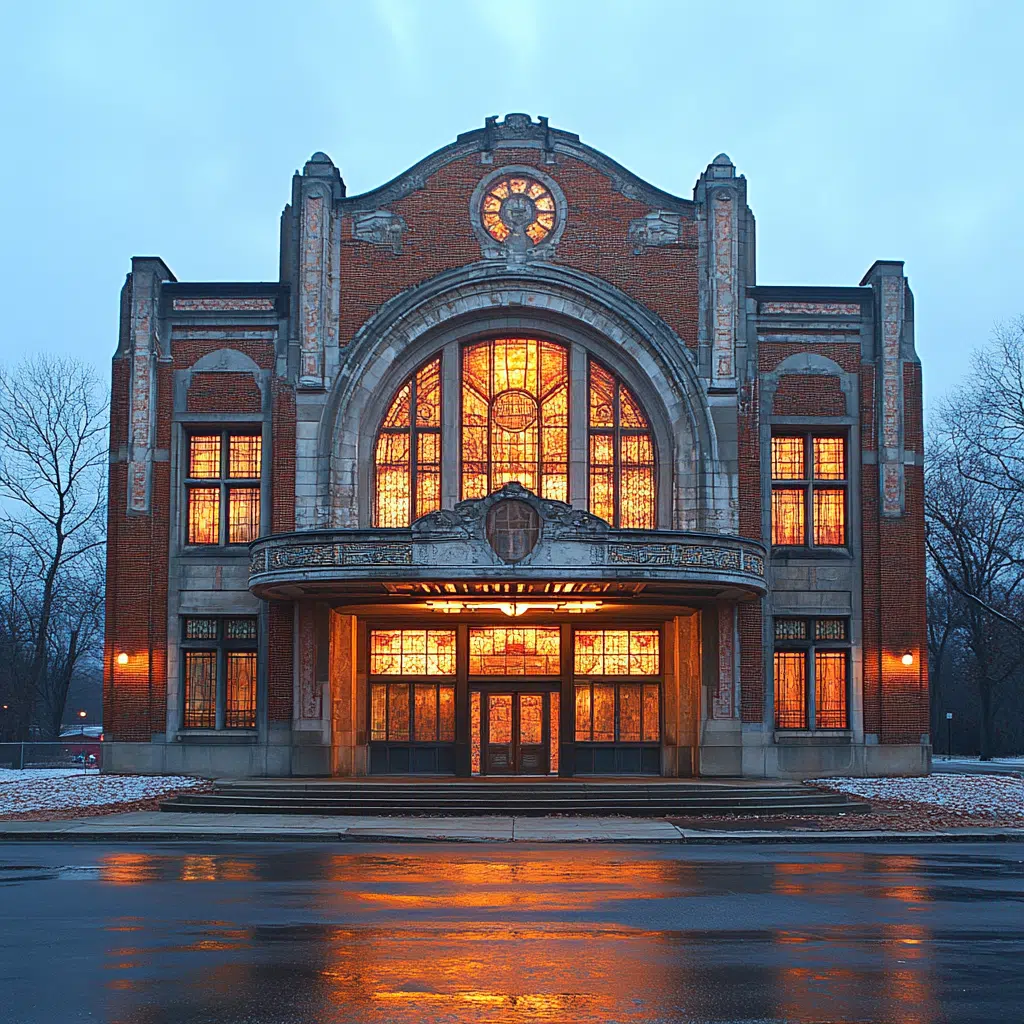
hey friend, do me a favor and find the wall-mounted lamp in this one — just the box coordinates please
[78,710,87,719]
[116,652,129,666]
[901,651,915,666]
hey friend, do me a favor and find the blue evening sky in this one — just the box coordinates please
[1,0,1021,408]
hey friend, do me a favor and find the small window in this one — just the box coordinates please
[185,432,262,546]
[770,434,846,548]
[181,616,258,730]
[773,616,849,730]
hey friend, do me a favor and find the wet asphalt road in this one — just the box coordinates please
[1,842,1022,1024]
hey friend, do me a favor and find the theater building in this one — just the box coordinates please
[103,114,929,779]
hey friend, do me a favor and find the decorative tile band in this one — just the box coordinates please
[760,301,861,316]
[261,541,414,573]
[172,297,275,312]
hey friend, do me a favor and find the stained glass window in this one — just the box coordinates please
[461,338,568,502]
[225,652,257,728]
[368,629,456,676]
[181,616,258,731]
[185,431,261,545]
[574,629,660,676]
[588,361,656,528]
[184,651,217,729]
[773,616,849,730]
[815,651,848,729]
[481,175,556,246]
[371,682,455,742]
[774,651,807,729]
[468,626,561,675]
[771,433,846,548]
[374,357,442,527]
[574,681,660,742]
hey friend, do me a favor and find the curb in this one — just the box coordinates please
[1,828,1023,844]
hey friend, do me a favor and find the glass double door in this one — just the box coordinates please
[481,691,554,775]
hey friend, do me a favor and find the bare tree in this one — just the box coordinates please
[0,357,107,739]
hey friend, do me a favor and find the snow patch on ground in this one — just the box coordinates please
[811,773,1024,818]
[0,769,203,816]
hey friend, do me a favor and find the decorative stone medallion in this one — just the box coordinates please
[486,499,540,563]
[470,166,567,262]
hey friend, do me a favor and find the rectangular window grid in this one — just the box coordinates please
[574,682,660,743]
[773,616,849,730]
[574,629,660,676]
[370,682,456,743]
[770,434,847,548]
[468,626,561,676]
[181,616,258,730]
[368,629,456,676]
[185,432,262,545]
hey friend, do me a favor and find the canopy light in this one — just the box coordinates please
[425,600,603,617]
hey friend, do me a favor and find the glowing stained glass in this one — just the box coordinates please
[225,652,257,728]
[228,435,261,478]
[774,651,807,729]
[371,684,387,742]
[471,691,481,773]
[189,436,221,478]
[227,488,260,544]
[588,361,655,529]
[183,651,217,728]
[187,488,220,545]
[574,684,591,742]
[771,437,805,480]
[461,339,568,502]
[771,488,805,546]
[369,629,456,676]
[549,692,560,774]
[815,651,848,729]
[574,680,660,742]
[813,489,845,546]
[813,437,845,481]
[373,358,442,528]
[488,694,513,743]
[414,684,438,741]
[619,683,641,742]
[574,629,660,676]
[388,683,411,741]
[481,175,556,246]
[519,693,544,745]
[468,626,561,676]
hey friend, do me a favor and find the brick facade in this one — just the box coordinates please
[103,115,928,779]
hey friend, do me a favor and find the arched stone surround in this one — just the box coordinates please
[319,261,731,532]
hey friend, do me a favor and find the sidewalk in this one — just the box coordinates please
[2,810,1023,843]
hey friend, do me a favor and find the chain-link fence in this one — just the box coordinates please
[0,741,102,771]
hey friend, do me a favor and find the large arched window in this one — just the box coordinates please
[588,360,656,529]
[372,339,657,528]
[373,357,441,528]
[461,338,569,502]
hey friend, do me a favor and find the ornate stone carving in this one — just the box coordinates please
[608,543,743,572]
[712,191,736,382]
[171,297,275,312]
[879,274,905,516]
[628,211,682,254]
[713,605,735,719]
[351,210,407,254]
[486,500,540,563]
[297,605,321,719]
[266,541,413,570]
[760,300,861,316]
[299,191,326,385]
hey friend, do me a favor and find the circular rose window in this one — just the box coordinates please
[491,389,538,432]
[481,176,556,246]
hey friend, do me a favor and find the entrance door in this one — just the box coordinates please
[483,692,549,775]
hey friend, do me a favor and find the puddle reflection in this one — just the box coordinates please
[88,848,948,1023]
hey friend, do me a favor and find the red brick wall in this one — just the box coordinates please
[186,372,262,413]
[171,330,276,370]
[338,149,699,349]
[738,380,764,723]
[759,342,861,374]
[772,375,846,417]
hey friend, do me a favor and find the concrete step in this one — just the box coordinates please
[161,782,869,817]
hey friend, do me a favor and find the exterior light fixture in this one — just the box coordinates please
[78,710,87,719]
[901,651,914,666]
[116,652,129,666]
[425,599,603,617]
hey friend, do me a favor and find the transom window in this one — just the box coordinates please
[770,434,846,548]
[185,432,261,545]
[468,626,561,676]
[181,616,257,730]
[773,616,849,730]
[368,629,456,676]
[372,338,658,529]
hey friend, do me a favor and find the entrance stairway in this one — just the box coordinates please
[161,779,870,817]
